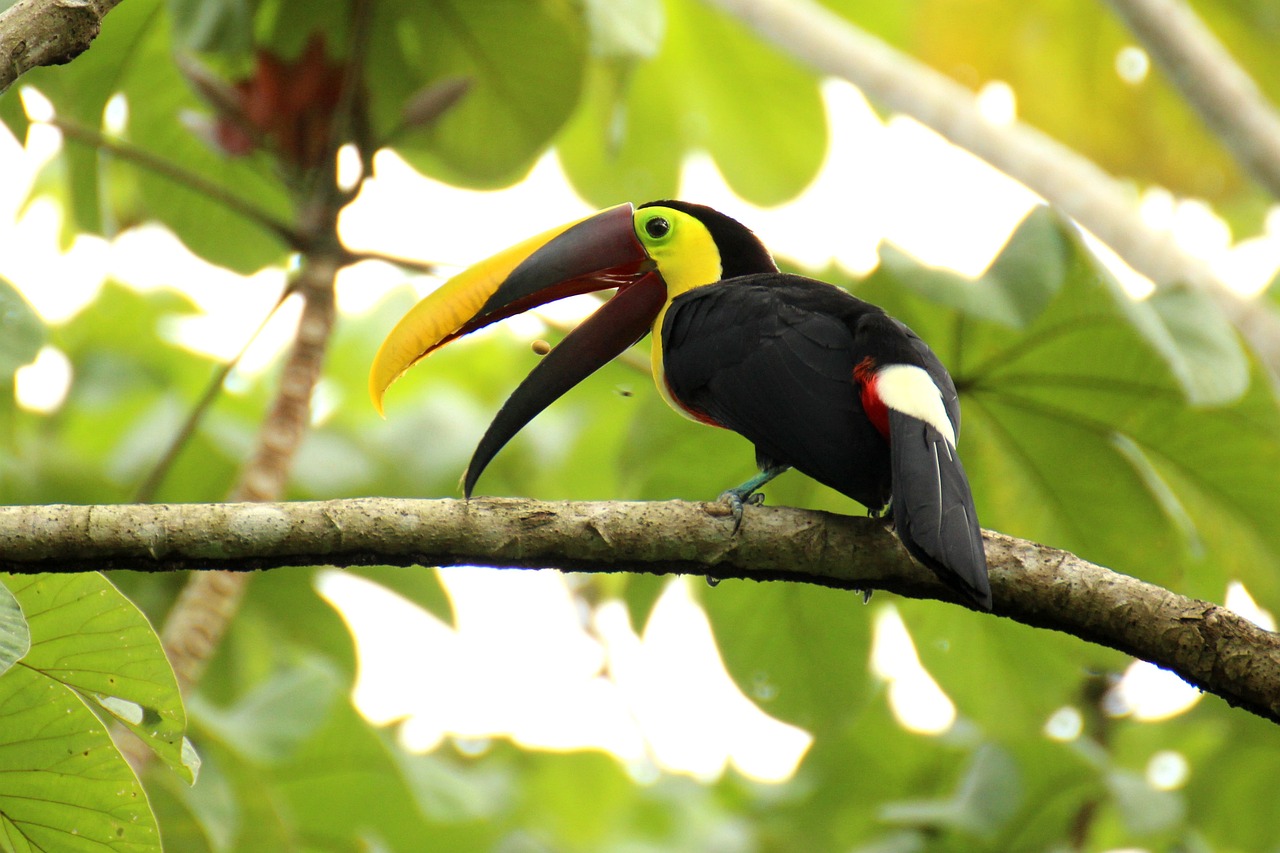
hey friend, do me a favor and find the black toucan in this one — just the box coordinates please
[370,201,992,610]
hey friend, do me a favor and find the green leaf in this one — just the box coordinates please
[117,13,295,273]
[0,583,28,677]
[191,656,342,765]
[583,0,665,60]
[1106,768,1184,836]
[880,743,1023,838]
[9,0,294,271]
[560,0,826,207]
[186,664,497,852]
[372,0,588,187]
[342,566,454,627]
[1144,282,1249,406]
[856,209,1280,599]
[2,573,195,783]
[701,579,873,735]
[905,598,1125,738]
[0,665,161,851]
[0,279,43,375]
[872,205,1068,330]
[169,0,254,53]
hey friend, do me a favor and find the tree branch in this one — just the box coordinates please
[1103,0,1280,202]
[0,0,122,94]
[1,497,1276,724]
[701,0,1280,374]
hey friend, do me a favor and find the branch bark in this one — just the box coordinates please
[0,0,122,94]
[1103,0,1280,202]
[701,0,1280,373]
[1,497,1277,725]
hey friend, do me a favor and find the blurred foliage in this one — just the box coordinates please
[1,0,1280,850]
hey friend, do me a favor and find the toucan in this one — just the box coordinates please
[370,201,992,610]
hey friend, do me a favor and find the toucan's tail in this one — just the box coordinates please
[888,409,991,610]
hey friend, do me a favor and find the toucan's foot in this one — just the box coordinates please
[718,488,754,535]
[717,465,788,534]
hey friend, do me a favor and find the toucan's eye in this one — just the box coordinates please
[645,216,671,239]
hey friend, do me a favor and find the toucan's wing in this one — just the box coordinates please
[661,276,892,510]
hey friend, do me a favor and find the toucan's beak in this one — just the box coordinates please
[369,202,669,495]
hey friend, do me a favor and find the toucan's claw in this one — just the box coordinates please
[718,489,748,535]
[718,487,766,535]
[717,464,789,534]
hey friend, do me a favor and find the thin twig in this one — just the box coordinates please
[134,288,295,503]
[337,247,438,274]
[51,118,307,251]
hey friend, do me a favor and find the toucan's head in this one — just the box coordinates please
[368,200,774,494]
[369,201,774,413]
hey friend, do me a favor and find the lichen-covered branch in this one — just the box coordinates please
[0,497,1276,724]
[0,0,123,94]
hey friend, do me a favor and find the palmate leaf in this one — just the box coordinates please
[1,573,196,783]
[857,207,1280,602]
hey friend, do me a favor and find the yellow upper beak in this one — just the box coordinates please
[369,204,642,416]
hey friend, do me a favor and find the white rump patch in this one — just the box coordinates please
[876,364,956,446]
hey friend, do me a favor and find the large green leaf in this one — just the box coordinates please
[0,665,160,851]
[879,743,1023,838]
[369,0,587,188]
[184,657,496,852]
[700,579,874,736]
[857,208,1280,601]
[191,656,341,766]
[560,0,827,207]
[2,573,195,783]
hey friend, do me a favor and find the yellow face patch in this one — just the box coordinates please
[634,206,726,421]
[633,206,722,297]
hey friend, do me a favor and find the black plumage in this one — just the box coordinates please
[661,273,990,609]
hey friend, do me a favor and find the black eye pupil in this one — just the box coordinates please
[645,217,670,239]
